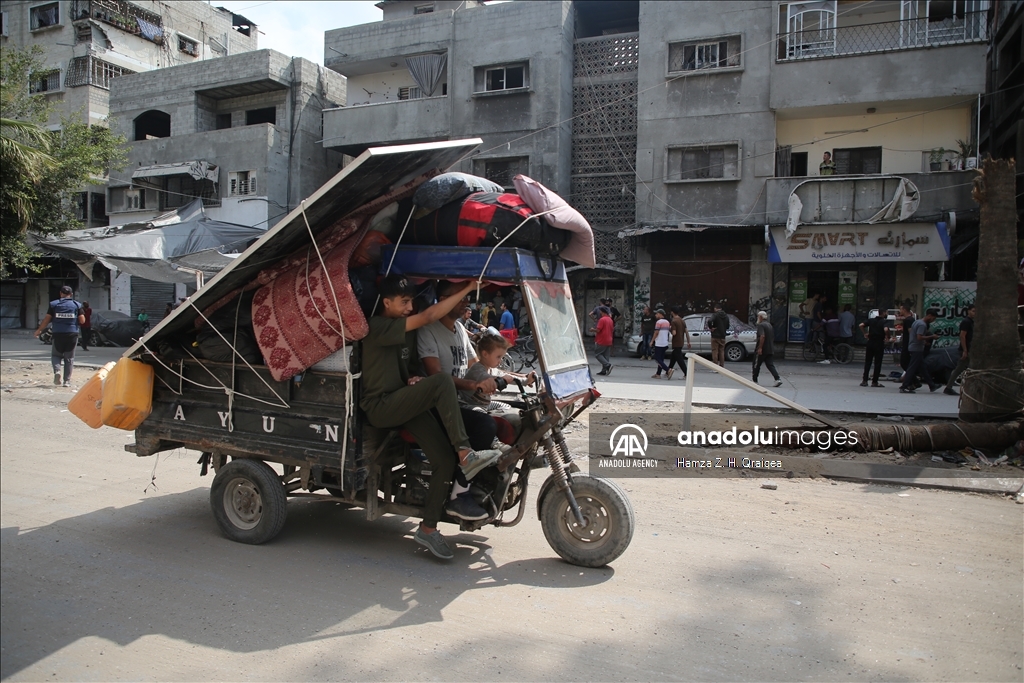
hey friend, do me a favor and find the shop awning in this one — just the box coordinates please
[132,161,218,183]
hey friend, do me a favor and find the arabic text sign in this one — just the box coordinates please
[923,281,976,349]
[768,224,950,263]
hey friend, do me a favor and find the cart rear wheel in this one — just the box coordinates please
[540,474,634,567]
[210,459,287,544]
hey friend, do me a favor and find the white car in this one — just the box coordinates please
[627,313,757,362]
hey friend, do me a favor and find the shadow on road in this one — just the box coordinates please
[1,488,613,678]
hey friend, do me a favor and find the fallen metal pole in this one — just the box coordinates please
[682,352,841,430]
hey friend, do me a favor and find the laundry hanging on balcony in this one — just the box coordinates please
[405,53,447,97]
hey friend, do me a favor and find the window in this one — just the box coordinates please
[474,157,528,190]
[833,147,882,174]
[246,107,276,125]
[398,86,422,100]
[229,171,257,196]
[30,2,60,30]
[29,69,61,93]
[668,35,741,73]
[178,35,199,57]
[64,56,133,89]
[75,22,91,43]
[75,192,89,220]
[414,4,434,14]
[163,175,218,209]
[216,113,232,130]
[475,63,529,93]
[667,143,741,182]
[90,192,107,221]
[1,10,8,37]
[775,146,809,177]
[110,186,147,213]
[133,110,170,141]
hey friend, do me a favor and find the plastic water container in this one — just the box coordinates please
[67,362,116,429]
[100,357,155,430]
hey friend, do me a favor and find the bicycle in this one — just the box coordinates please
[501,334,538,373]
[802,333,853,364]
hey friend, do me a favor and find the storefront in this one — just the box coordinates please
[767,222,952,343]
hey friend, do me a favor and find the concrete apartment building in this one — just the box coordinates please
[0,0,258,330]
[321,0,989,346]
[98,48,346,319]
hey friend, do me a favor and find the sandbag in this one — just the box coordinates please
[412,172,503,212]
[410,192,570,255]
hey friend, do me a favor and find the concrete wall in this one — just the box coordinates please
[769,43,986,110]
[2,0,258,127]
[323,0,574,195]
[636,1,776,227]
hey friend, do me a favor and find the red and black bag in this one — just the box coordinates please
[410,192,569,255]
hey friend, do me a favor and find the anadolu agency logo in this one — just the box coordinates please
[610,423,648,458]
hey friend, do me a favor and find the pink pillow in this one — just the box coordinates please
[513,175,596,269]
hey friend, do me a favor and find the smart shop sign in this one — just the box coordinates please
[768,223,951,263]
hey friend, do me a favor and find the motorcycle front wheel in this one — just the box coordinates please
[540,473,634,568]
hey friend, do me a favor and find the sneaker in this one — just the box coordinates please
[651,374,662,379]
[943,387,957,396]
[62,381,71,388]
[596,370,607,376]
[446,493,489,521]
[53,373,61,386]
[605,365,613,376]
[461,448,502,480]
[899,386,915,394]
[818,359,831,365]
[414,527,454,560]
[666,368,675,380]
[929,383,941,393]
[860,381,869,387]
[871,382,883,388]
[773,380,784,388]
[490,437,513,455]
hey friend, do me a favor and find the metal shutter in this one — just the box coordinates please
[0,282,25,328]
[130,277,175,325]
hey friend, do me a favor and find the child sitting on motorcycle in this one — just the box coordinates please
[460,333,535,410]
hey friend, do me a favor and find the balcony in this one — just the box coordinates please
[766,171,977,226]
[777,11,986,62]
[322,96,450,154]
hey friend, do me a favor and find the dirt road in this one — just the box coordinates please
[1,361,1022,681]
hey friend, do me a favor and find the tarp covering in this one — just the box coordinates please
[35,200,264,284]
[132,161,218,183]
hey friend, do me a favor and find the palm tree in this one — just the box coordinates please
[0,116,54,229]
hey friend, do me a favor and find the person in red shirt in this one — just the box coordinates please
[590,306,615,376]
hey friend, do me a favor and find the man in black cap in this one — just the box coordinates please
[34,285,85,387]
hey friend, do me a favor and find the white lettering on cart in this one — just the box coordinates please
[324,424,338,442]
[173,405,186,421]
[218,411,229,427]
[262,416,275,433]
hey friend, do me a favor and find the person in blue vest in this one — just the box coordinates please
[34,285,85,387]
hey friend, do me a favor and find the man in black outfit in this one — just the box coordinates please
[943,304,975,395]
[859,311,890,387]
[752,311,783,387]
[898,304,916,376]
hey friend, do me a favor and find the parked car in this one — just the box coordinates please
[627,313,756,362]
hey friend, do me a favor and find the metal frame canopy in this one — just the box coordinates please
[124,138,482,358]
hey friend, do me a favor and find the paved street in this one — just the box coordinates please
[1,358,1022,681]
[1,332,958,418]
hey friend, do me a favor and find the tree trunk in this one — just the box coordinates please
[959,157,1024,422]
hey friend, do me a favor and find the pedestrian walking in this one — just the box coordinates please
[898,304,916,374]
[590,306,614,376]
[34,285,85,387]
[708,303,729,367]
[665,306,691,379]
[639,305,654,359]
[900,309,940,393]
[859,310,889,387]
[651,309,672,378]
[838,304,855,344]
[79,301,92,351]
[943,304,975,395]
[751,311,783,387]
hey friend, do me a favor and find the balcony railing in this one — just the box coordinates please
[777,12,987,61]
